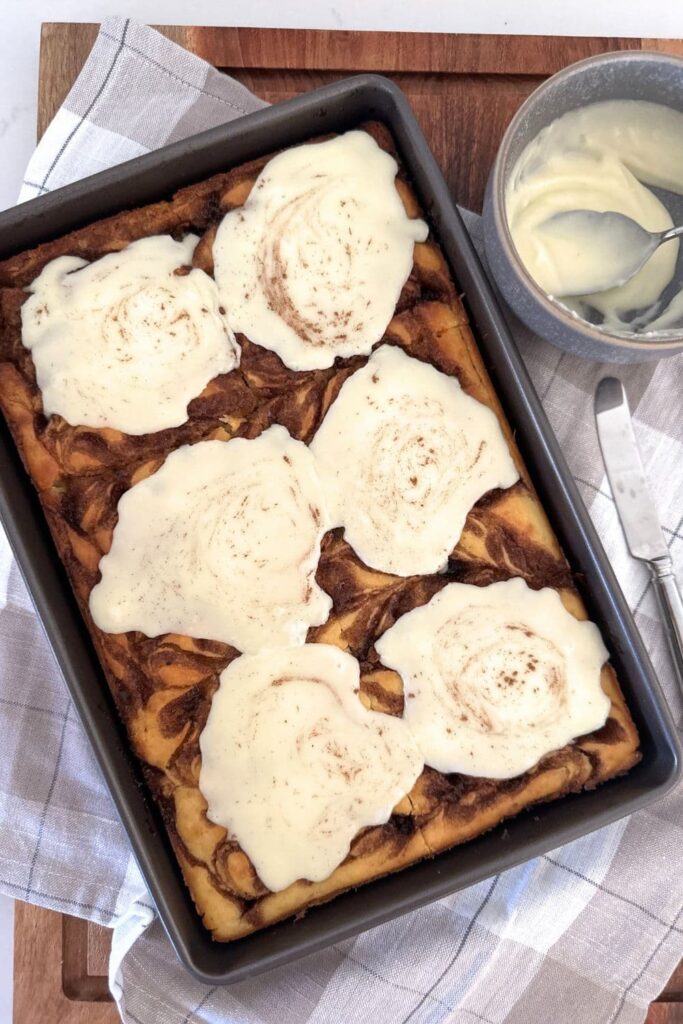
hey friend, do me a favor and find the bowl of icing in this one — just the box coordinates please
[483,50,683,362]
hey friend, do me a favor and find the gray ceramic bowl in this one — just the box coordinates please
[483,50,683,363]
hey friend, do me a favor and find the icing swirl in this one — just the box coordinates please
[21,235,239,434]
[89,426,332,652]
[199,644,423,891]
[213,131,428,370]
[376,577,611,778]
[310,345,519,576]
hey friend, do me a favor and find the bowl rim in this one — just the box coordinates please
[491,47,683,352]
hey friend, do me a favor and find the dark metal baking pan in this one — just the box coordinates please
[0,74,679,984]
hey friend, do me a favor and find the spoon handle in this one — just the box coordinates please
[660,223,683,244]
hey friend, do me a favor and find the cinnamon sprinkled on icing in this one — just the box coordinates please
[89,426,331,652]
[310,345,519,576]
[21,235,239,434]
[376,577,610,779]
[213,131,428,370]
[199,644,423,891]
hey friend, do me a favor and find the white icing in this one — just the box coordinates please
[309,345,519,576]
[213,131,428,371]
[376,577,610,779]
[506,100,683,332]
[89,426,332,652]
[199,644,423,891]
[21,235,239,434]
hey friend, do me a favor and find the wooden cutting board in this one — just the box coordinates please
[36,23,683,211]
[12,22,683,1024]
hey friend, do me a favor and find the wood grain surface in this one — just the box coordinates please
[13,904,117,1023]
[11,21,683,1024]
[36,23,683,212]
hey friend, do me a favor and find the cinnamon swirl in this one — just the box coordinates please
[376,577,611,778]
[310,345,519,575]
[213,131,428,370]
[21,235,239,434]
[199,643,422,891]
[89,425,331,652]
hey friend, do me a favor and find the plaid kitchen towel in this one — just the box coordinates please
[4,16,682,1024]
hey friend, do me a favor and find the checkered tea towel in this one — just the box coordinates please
[4,16,682,1024]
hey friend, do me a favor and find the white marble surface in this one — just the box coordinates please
[1,2,682,1021]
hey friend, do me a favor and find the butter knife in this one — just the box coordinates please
[595,376,683,691]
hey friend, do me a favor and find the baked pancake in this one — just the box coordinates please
[0,122,640,942]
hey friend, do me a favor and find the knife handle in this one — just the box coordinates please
[650,557,683,694]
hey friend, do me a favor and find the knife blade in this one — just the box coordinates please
[594,376,668,563]
[595,376,683,694]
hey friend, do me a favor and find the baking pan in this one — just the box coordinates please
[0,74,679,984]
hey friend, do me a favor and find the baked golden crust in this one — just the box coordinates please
[0,122,640,942]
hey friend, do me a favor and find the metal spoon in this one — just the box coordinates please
[537,209,683,297]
